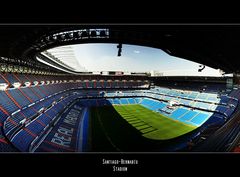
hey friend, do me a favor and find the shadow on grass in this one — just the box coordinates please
[90,102,198,152]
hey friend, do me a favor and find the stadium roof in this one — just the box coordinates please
[42,45,87,72]
[0,25,240,73]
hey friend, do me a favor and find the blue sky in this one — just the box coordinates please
[73,43,222,76]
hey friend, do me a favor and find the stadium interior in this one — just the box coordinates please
[1,25,240,152]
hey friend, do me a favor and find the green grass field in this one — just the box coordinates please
[113,105,196,140]
[90,104,197,151]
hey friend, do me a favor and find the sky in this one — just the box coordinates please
[71,43,223,76]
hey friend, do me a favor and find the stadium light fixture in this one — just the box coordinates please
[90,30,97,37]
[100,30,106,37]
[45,36,50,41]
[52,35,58,40]
[74,31,80,38]
[64,33,72,39]
[60,34,65,40]
[81,31,88,38]
[69,32,74,38]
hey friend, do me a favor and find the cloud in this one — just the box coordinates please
[134,50,140,54]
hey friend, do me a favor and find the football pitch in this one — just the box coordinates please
[113,105,197,140]
[90,104,197,151]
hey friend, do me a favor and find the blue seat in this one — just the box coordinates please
[11,129,36,152]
